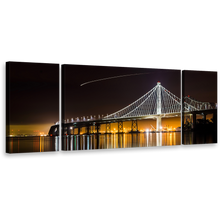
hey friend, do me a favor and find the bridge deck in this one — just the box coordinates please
[53,109,216,130]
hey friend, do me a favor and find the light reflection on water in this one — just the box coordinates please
[6,132,213,154]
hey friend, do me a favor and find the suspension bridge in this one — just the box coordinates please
[49,82,216,136]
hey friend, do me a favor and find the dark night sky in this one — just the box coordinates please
[8,63,216,128]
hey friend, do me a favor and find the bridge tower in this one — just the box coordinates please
[156,82,162,131]
[157,82,161,114]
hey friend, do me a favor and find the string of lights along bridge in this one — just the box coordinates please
[50,82,215,136]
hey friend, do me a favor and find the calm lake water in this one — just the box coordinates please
[6,132,213,154]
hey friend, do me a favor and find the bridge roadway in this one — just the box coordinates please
[49,109,219,136]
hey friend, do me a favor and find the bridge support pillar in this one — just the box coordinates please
[192,113,196,129]
[203,113,206,122]
[190,114,192,123]
[118,122,123,133]
[90,125,94,134]
[106,123,111,134]
[85,126,91,135]
[96,124,101,134]
[130,120,139,133]
[76,127,81,135]
[156,116,162,132]
[66,126,71,135]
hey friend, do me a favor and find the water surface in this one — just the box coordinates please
[6,132,213,154]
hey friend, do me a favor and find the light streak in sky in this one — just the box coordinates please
[80,72,150,86]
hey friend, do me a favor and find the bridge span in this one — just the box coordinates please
[49,82,215,136]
